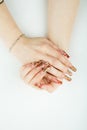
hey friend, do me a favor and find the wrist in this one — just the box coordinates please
[10,35,31,64]
[10,34,26,52]
[8,29,22,49]
[9,33,24,51]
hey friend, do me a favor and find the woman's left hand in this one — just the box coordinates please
[20,60,72,93]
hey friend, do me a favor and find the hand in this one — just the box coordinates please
[12,36,76,76]
[20,60,74,93]
[12,35,77,93]
[20,60,62,93]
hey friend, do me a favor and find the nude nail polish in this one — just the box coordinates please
[58,49,70,58]
[64,75,72,81]
[67,70,72,76]
[70,66,77,72]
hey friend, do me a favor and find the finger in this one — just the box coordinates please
[46,65,65,79]
[29,66,51,89]
[20,60,43,79]
[24,61,50,85]
[67,69,72,76]
[35,46,76,73]
[21,60,44,71]
[43,54,69,74]
[56,52,77,72]
[24,63,45,84]
[56,50,76,72]
[20,63,34,79]
[30,70,47,90]
[40,76,56,93]
[42,61,68,82]
[35,72,62,89]
[46,72,63,84]
[57,48,70,58]
[45,64,72,82]
[46,71,72,82]
[47,39,70,58]
[44,72,68,92]
[46,42,76,72]
[64,75,72,81]
[46,40,76,71]
[40,75,62,93]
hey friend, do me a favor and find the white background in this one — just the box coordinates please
[0,0,87,130]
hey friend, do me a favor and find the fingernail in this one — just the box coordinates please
[64,75,72,81]
[70,66,77,72]
[67,70,72,76]
[63,51,70,58]
[59,49,70,58]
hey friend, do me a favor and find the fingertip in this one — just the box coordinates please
[41,84,56,93]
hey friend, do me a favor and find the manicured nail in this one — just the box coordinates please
[59,49,70,58]
[64,75,72,81]
[63,51,70,58]
[70,66,77,72]
[67,69,72,76]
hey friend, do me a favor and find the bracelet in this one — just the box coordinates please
[9,34,24,52]
[0,0,4,4]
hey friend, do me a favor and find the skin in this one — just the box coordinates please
[20,60,63,93]
[0,2,78,93]
[20,60,72,93]
[48,0,80,51]
[20,0,80,92]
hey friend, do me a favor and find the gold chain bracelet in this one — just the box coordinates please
[9,34,24,52]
